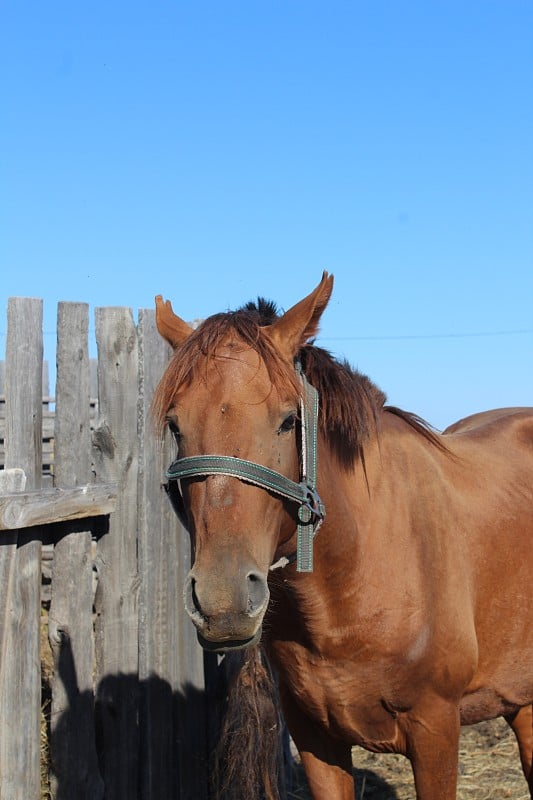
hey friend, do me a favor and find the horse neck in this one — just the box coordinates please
[267,436,373,636]
[315,413,446,559]
[268,419,445,646]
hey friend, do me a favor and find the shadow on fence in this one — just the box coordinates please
[48,633,222,800]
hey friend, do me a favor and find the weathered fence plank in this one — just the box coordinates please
[48,302,105,800]
[0,468,26,493]
[0,297,43,800]
[137,308,178,800]
[0,361,54,475]
[0,483,116,530]
[137,308,211,800]
[93,307,140,800]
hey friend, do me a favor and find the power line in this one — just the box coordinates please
[320,329,533,342]
[1,328,532,341]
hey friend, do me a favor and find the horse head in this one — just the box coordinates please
[154,272,333,651]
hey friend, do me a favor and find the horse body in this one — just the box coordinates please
[154,275,533,799]
[266,406,533,796]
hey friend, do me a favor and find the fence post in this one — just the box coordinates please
[137,309,177,799]
[93,307,140,800]
[0,297,43,800]
[48,302,104,799]
[137,308,211,799]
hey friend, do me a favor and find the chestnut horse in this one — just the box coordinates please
[153,272,533,800]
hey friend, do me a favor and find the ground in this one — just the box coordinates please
[289,718,529,799]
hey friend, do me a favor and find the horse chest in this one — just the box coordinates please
[272,642,406,752]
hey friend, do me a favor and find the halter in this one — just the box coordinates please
[164,363,325,572]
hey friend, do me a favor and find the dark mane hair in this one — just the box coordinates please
[240,297,280,324]
[153,297,445,464]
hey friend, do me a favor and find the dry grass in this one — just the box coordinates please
[41,609,53,800]
[40,699,52,800]
[288,719,529,800]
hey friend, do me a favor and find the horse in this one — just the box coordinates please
[153,272,533,800]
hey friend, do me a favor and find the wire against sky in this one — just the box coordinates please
[321,329,533,342]
[1,327,533,341]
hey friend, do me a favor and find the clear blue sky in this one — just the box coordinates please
[1,1,532,430]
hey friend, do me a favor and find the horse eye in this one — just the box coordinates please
[279,413,296,434]
[167,418,181,443]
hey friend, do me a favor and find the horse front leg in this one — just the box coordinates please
[280,686,354,800]
[405,695,461,800]
[506,704,533,795]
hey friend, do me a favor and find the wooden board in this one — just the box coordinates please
[93,306,140,800]
[0,298,43,800]
[137,308,210,799]
[48,302,105,799]
[0,483,116,530]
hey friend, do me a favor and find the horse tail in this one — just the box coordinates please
[212,645,284,800]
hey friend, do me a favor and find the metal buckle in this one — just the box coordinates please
[297,484,325,525]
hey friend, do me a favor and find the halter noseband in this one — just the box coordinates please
[164,363,325,572]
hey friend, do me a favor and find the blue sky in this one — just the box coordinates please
[1,1,532,429]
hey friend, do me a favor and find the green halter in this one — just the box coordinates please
[165,363,325,572]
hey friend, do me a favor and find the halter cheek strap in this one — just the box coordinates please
[165,364,325,572]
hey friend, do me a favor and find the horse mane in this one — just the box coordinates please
[153,297,445,464]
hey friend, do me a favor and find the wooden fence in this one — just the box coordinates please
[0,298,221,800]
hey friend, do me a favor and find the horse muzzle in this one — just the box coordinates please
[184,565,270,653]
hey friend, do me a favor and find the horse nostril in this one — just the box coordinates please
[185,573,206,623]
[190,577,202,615]
[246,571,268,616]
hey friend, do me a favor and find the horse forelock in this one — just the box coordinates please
[152,308,300,432]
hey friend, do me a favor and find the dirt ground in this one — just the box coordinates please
[289,718,529,799]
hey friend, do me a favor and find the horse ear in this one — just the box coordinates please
[266,271,334,359]
[155,295,194,348]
